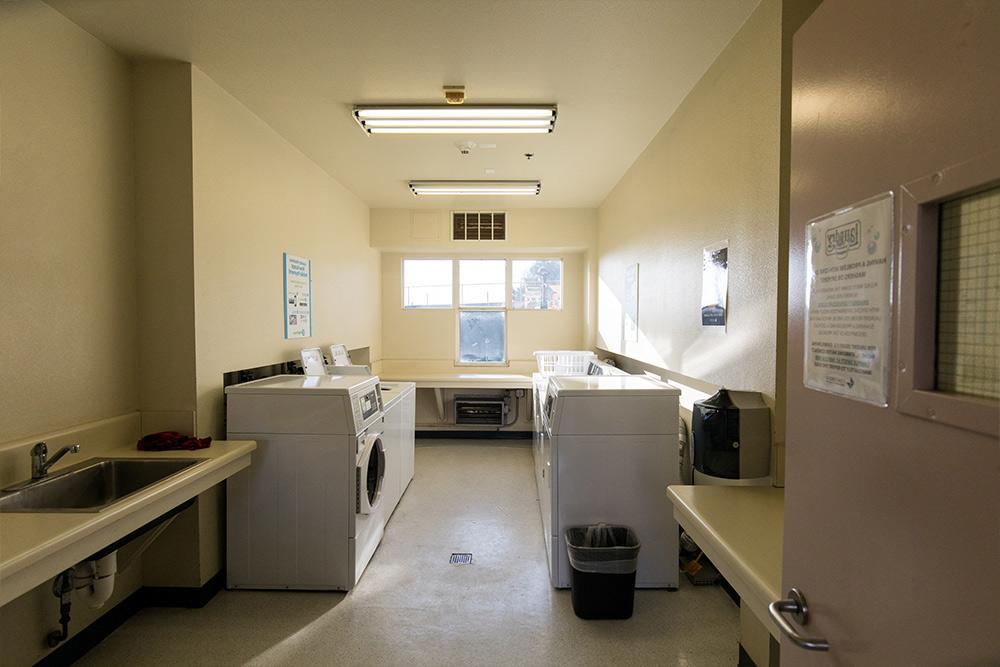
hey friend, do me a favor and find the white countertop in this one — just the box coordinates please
[378,372,533,389]
[380,381,415,410]
[667,485,784,637]
[0,440,255,606]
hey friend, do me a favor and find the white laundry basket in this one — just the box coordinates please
[533,350,597,376]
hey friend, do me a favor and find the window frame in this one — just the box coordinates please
[401,257,453,310]
[896,152,999,437]
[510,257,565,311]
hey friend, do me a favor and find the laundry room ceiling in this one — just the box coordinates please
[48,0,758,209]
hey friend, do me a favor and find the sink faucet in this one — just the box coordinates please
[31,442,80,480]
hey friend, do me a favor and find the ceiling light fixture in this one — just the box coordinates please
[408,180,541,196]
[354,105,557,135]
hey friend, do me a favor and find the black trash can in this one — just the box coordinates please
[565,524,640,619]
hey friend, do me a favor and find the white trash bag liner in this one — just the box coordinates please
[565,523,640,575]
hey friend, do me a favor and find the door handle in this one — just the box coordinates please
[768,588,830,651]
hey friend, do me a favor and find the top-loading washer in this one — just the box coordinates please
[542,374,681,589]
[378,380,416,515]
[225,374,387,591]
[530,358,627,571]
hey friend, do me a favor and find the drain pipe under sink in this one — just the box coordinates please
[46,514,179,647]
[74,552,117,608]
[72,514,176,608]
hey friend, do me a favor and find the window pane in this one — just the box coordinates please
[459,311,506,363]
[459,259,506,307]
[403,259,452,308]
[512,259,562,310]
[935,185,1000,399]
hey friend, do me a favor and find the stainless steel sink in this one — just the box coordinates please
[0,457,202,513]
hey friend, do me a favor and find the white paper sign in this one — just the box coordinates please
[804,192,893,406]
[283,253,312,339]
[624,263,639,343]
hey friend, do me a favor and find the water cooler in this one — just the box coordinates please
[692,388,771,486]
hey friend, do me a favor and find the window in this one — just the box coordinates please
[512,259,563,310]
[935,185,999,399]
[403,259,452,308]
[401,256,564,365]
[458,259,506,363]
[459,259,506,307]
[896,152,999,437]
[458,310,506,363]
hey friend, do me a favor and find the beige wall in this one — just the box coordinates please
[133,61,198,435]
[0,3,144,661]
[0,0,137,443]
[190,67,380,439]
[374,208,597,370]
[596,1,817,659]
[371,207,597,253]
[380,252,587,371]
[597,0,782,404]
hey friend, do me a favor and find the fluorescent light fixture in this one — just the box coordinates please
[409,180,541,196]
[354,105,557,134]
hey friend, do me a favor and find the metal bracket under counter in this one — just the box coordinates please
[667,485,784,638]
[379,374,534,422]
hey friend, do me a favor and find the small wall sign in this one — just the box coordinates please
[624,263,639,343]
[804,192,893,406]
[283,253,312,339]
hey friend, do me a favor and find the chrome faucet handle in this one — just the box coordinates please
[30,442,80,479]
[30,442,49,479]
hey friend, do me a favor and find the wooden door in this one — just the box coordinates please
[782,2,1000,664]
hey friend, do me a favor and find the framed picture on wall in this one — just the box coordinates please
[701,241,728,327]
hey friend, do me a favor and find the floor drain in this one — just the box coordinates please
[449,553,473,565]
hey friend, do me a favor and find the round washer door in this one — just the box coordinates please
[357,433,386,515]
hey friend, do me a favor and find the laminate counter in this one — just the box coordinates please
[667,484,784,637]
[0,440,255,606]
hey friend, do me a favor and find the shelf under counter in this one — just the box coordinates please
[667,484,784,637]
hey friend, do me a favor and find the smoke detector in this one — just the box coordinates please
[443,85,465,105]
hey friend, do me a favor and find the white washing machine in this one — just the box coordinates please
[542,374,681,589]
[225,374,388,591]
[379,380,416,515]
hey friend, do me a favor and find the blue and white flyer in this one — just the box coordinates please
[283,253,312,339]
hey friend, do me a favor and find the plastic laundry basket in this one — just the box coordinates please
[534,350,597,376]
[565,524,641,619]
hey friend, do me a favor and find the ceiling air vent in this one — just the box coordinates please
[453,212,506,241]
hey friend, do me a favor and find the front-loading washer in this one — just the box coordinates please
[225,374,388,591]
[353,425,386,583]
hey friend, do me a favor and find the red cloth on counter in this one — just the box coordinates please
[137,431,212,451]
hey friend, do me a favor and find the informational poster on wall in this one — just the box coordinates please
[283,253,312,339]
[804,192,892,406]
[701,241,728,327]
[624,263,639,343]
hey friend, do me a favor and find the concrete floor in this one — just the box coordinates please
[78,441,739,666]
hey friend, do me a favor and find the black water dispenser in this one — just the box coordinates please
[692,388,771,484]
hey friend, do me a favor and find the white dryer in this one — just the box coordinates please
[225,374,388,591]
[542,374,681,589]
